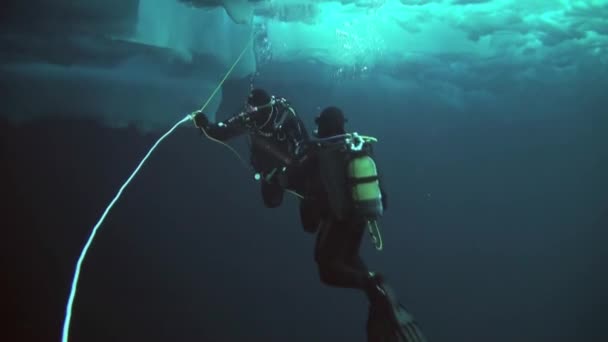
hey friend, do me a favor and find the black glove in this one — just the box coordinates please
[193,111,210,129]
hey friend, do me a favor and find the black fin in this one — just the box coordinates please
[367,283,428,342]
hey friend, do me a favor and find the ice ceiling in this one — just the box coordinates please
[0,0,606,130]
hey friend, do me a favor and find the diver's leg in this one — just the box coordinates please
[314,221,427,341]
[299,199,321,234]
[341,223,384,300]
[346,239,390,303]
[349,256,386,301]
[314,219,374,297]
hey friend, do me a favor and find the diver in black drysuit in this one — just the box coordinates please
[297,107,427,342]
[193,88,309,207]
[298,106,387,300]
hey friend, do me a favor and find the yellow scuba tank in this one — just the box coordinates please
[317,132,383,220]
[346,150,384,220]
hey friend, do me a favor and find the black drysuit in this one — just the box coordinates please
[198,99,309,207]
[297,142,388,300]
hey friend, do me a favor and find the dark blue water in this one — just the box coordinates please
[2,69,606,341]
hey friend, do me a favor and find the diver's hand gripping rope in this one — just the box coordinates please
[61,34,254,342]
[190,30,261,176]
[189,35,308,199]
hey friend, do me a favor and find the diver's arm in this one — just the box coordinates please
[194,111,252,141]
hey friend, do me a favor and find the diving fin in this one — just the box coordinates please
[367,282,428,342]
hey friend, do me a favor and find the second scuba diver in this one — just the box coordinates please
[297,106,428,342]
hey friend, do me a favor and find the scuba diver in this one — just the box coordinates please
[192,88,309,208]
[297,107,427,342]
